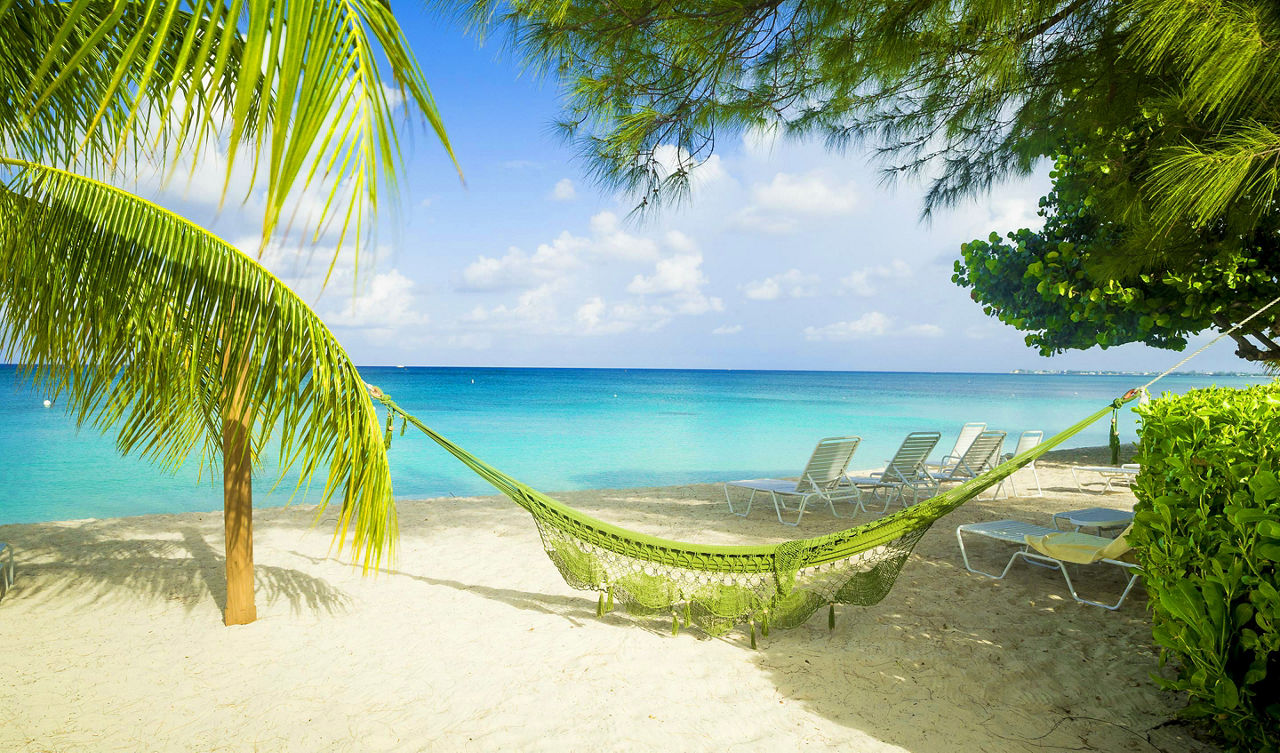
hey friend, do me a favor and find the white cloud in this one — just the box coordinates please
[903,323,945,338]
[664,230,698,253]
[841,260,913,297]
[463,282,565,333]
[322,270,429,345]
[574,297,649,335]
[804,312,945,341]
[589,212,661,261]
[419,197,434,209]
[751,171,858,215]
[379,82,406,110]
[986,197,1040,233]
[550,178,577,201]
[651,145,731,191]
[743,268,820,300]
[712,324,743,335]
[729,207,797,234]
[804,312,893,341]
[459,234,588,291]
[627,253,724,316]
[628,254,707,296]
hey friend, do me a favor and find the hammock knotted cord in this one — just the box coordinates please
[367,385,1137,637]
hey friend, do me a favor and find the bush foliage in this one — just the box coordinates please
[1132,384,1280,751]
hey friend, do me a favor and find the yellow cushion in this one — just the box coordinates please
[1024,524,1133,564]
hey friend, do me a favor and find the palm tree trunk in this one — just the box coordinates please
[222,349,257,626]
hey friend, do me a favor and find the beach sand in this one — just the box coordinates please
[0,446,1218,753]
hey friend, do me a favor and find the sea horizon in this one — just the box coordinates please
[2,364,1271,526]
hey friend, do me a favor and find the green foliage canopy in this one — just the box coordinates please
[953,139,1280,362]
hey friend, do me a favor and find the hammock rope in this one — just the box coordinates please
[358,291,1280,639]
[367,385,1135,637]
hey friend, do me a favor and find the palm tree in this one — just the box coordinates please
[0,0,457,624]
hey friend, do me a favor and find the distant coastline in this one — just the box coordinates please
[1008,368,1269,377]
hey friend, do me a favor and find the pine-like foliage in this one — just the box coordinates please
[457,0,1280,244]
[452,0,1119,213]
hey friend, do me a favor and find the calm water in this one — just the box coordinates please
[0,365,1270,524]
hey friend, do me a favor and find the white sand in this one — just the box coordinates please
[0,450,1219,752]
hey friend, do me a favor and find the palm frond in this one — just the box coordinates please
[0,157,397,570]
[1,0,458,271]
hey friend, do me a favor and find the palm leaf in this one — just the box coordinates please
[0,157,397,570]
[1,0,459,272]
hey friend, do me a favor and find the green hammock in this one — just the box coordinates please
[370,386,1134,641]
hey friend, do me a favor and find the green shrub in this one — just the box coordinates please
[1132,383,1280,752]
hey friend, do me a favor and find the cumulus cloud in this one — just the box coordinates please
[573,297,656,335]
[455,217,722,339]
[550,178,577,201]
[841,259,913,297]
[903,323,945,337]
[463,282,565,333]
[804,312,893,341]
[651,145,731,191]
[319,270,430,345]
[751,171,858,215]
[729,207,798,234]
[742,268,820,300]
[804,312,944,341]
[628,254,707,296]
[588,212,661,261]
[459,234,587,291]
[627,253,724,315]
[712,324,743,335]
[728,170,859,234]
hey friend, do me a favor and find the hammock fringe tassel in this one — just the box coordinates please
[367,384,1129,645]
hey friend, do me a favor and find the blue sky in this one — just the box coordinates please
[137,9,1257,374]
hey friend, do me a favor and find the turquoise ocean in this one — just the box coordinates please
[0,365,1270,524]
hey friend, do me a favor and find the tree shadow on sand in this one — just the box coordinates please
[3,518,350,616]
[744,554,1217,753]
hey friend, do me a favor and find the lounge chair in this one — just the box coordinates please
[955,520,1141,610]
[929,430,1006,484]
[1070,463,1140,493]
[844,431,942,510]
[992,430,1044,498]
[0,541,13,601]
[724,436,863,525]
[926,422,986,472]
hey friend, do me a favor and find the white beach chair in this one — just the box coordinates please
[0,541,13,601]
[992,430,1044,499]
[955,520,1141,610]
[1070,464,1140,493]
[844,431,942,511]
[724,436,863,525]
[929,430,1006,484]
[926,422,986,472]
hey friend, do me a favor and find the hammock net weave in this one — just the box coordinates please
[371,387,1128,639]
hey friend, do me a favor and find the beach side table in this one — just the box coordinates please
[1052,507,1134,536]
